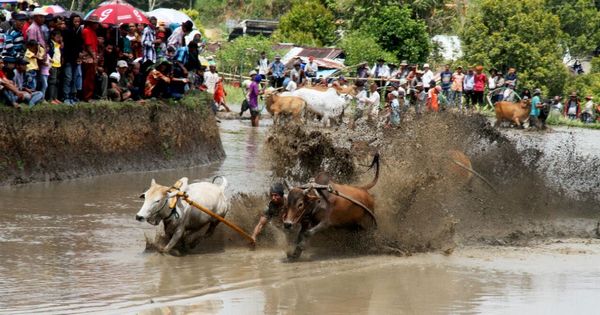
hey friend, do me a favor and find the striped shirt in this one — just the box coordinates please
[142,26,156,63]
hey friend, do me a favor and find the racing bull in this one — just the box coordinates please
[283,153,380,259]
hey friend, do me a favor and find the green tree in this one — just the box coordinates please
[216,35,275,75]
[564,73,600,101]
[272,0,337,46]
[181,8,206,35]
[461,0,567,95]
[338,31,397,66]
[546,0,600,58]
[360,5,431,63]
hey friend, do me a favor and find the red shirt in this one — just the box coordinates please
[22,21,30,40]
[474,73,487,92]
[82,27,98,54]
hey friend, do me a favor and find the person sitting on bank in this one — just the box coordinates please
[251,183,287,243]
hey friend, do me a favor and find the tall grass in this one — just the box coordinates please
[224,84,247,105]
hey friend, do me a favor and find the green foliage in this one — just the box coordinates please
[181,9,206,35]
[591,57,600,74]
[338,31,396,66]
[272,0,337,46]
[359,5,430,63]
[546,111,600,129]
[461,0,567,95]
[563,73,600,101]
[216,35,275,75]
[546,0,600,58]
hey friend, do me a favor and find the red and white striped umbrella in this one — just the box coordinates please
[86,0,149,25]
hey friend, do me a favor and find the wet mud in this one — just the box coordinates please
[263,111,600,255]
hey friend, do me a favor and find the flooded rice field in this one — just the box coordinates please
[1,118,600,314]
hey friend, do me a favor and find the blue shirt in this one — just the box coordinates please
[440,70,452,90]
[531,95,541,117]
[269,61,285,78]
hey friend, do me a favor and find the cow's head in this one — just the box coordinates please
[283,187,320,229]
[135,179,171,225]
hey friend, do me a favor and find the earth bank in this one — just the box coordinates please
[0,94,224,185]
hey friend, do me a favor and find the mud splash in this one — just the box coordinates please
[263,112,600,255]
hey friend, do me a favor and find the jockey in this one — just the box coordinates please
[251,183,287,242]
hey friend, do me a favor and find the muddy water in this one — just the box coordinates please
[1,120,600,314]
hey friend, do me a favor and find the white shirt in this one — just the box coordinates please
[204,71,219,94]
[370,64,390,78]
[422,70,434,88]
[369,91,381,117]
[583,100,594,114]
[488,76,496,89]
[305,61,318,75]
[285,80,297,92]
[356,90,368,110]
[258,58,269,75]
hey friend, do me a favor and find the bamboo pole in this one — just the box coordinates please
[171,191,256,245]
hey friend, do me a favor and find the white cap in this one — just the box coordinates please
[117,60,128,68]
[391,91,399,97]
[109,72,120,81]
[423,63,430,68]
[249,70,257,76]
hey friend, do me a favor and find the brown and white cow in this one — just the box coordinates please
[283,153,379,259]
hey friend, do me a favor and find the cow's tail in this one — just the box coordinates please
[361,152,380,190]
[212,175,228,192]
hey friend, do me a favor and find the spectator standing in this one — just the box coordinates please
[213,77,230,112]
[204,64,219,94]
[582,96,595,123]
[356,61,369,86]
[371,58,390,87]
[142,17,157,63]
[422,63,434,91]
[529,88,541,129]
[564,92,580,120]
[450,66,464,110]
[473,65,486,109]
[268,54,284,88]
[47,30,62,104]
[367,83,381,120]
[387,90,400,127]
[505,67,517,87]
[167,20,193,50]
[255,51,268,78]
[81,16,99,102]
[26,9,46,48]
[62,14,82,104]
[463,68,475,109]
[439,64,452,106]
[5,13,27,59]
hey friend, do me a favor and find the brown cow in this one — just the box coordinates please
[494,99,532,128]
[283,153,380,259]
[264,90,306,125]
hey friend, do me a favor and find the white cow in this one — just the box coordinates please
[135,176,229,255]
[289,87,353,127]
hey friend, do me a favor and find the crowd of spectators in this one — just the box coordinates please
[0,5,214,109]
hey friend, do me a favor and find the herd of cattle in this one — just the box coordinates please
[264,84,541,129]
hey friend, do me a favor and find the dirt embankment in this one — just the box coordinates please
[262,112,600,255]
[0,96,224,185]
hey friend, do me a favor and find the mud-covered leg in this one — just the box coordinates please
[203,220,220,238]
[287,221,329,260]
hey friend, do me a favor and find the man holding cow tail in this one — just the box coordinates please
[251,183,287,243]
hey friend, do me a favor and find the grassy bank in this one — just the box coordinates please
[476,107,600,130]
[0,92,224,185]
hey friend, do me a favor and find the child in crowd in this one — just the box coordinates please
[24,40,39,90]
[214,77,230,112]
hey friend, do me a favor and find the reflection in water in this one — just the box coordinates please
[1,120,600,314]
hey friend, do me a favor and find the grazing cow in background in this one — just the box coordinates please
[494,99,532,128]
[135,176,229,255]
[283,153,380,259]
